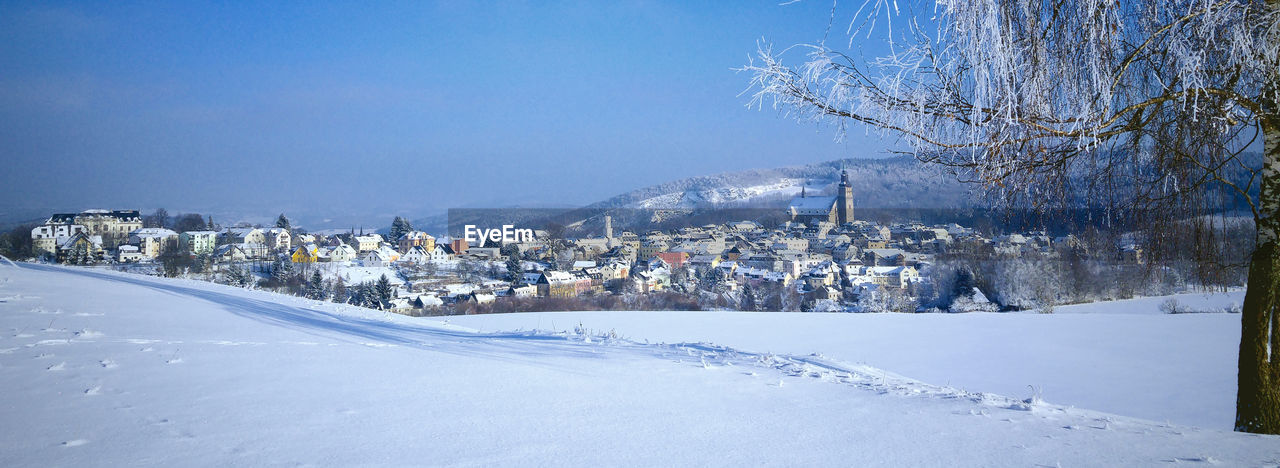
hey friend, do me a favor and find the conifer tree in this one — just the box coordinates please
[503,244,522,282]
[952,268,977,300]
[332,276,348,303]
[374,274,394,308]
[389,216,414,241]
[271,258,293,284]
[306,270,327,300]
[741,283,758,312]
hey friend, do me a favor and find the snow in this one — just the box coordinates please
[788,195,838,211]
[1049,290,1246,315]
[450,292,1248,431]
[299,262,403,286]
[0,263,1276,466]
[628,178,819,209]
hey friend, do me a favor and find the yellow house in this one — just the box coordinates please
[291,244,318,263]
[397,231,435,254]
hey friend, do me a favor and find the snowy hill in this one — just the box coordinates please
[0,263,1275,466]
[586,156,977,210]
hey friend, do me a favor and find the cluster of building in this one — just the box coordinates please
[35,170,1143,311]
[386,170,1117,310]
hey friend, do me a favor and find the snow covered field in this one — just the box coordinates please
[450,291,1248,431]
[1,263,1275,466]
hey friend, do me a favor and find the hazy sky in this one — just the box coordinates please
[1,1,895,225]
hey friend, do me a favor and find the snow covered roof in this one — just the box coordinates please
[865,248,905,257]
[788,196,836,211]
[130,228,179,238]
[540,271,575,283]
[47,213,78,224]
[399,231,434,241]
[78,209,141,220]
[212,244,243,256]
[866,266,914,276]
[414,295,443,307]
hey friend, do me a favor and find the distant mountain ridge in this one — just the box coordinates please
[586,156,979,210]
[410,156,982,237]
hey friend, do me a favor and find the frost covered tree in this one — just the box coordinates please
[742,0,1280,432]
[348,281,372,308]
[67,243,93,265]
[226,266,251,287]
[305,270,327,300]
[740,283,759,311]
[331,276,348,303]
[270,258,293,285]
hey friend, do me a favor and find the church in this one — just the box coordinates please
[787,170,854,226]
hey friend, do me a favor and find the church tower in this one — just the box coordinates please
[836,169,854,224]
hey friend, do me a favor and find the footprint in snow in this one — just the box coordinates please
[46,362,66,371]
[84,386,102,396]
[166,358,183,364]
[75,330,103,338]
[61,439,88,447]
[99,359,117,369]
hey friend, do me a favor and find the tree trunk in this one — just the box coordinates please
[1236,110,1280,434]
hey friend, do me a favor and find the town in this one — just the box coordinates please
[7,169,1197,316]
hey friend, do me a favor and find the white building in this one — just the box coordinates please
[31,224,86,255]
[179,231,219,255]
[262,228,292,252]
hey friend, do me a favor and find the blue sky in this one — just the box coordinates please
[0,1,896,225]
